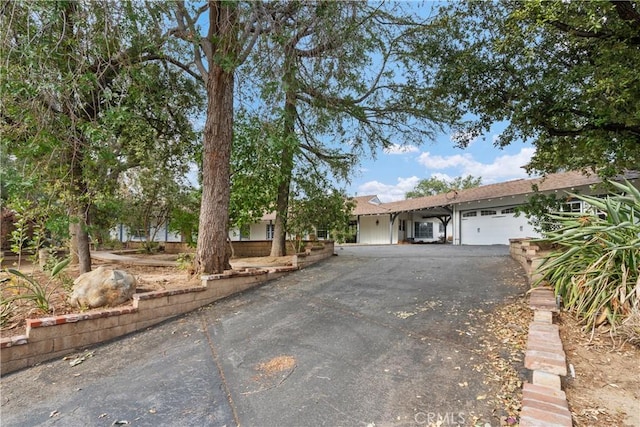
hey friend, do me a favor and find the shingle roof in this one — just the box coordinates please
[351,195,392,215]
[451,170,603,205]
[351,170,638,216]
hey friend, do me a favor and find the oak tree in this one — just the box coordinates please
[405,175,482,199]
[419,0,640,177]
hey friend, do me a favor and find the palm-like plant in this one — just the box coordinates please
[1,258,71,314]
[535,180,640,332]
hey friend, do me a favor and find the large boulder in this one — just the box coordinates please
[69,266,136,308]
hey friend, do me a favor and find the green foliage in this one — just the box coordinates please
[236,2,455,254]
[420,1,640,177]
[176,252,195,272]
[9,208,30,269]
[1,1,203,266]
[41,249,61,273]
[140,241,159,254]
[515,184,565,233]
[286,174,355,250]
[228,112,283,232]
[406,175,482,199]
[168,188,201,248]
[6,198,59,269]
[118,164,191,251]
[535,180,640,331]
[0,298,14,328]
[1,258,71,315]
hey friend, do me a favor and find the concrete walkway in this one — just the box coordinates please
[1,245,527,427]
[91,251,177,267]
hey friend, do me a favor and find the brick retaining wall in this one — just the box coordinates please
[509,238,556,284]
[125,240,329,257]
[0,243,334,375]
[510,238,572,427]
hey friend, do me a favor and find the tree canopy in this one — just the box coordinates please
[405,175,482,199]
[1,1,202,271]
[420,0,640,177]
[236,1,452,256]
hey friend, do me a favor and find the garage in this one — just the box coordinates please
[460,206,536,245]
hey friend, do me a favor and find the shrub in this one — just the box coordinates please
[534,180,640,332]
[618,308,640,345]
[0,297,15,328]
[1,258,71,314]
[176,252,195,272]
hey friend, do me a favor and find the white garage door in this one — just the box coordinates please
[460,207,535,245]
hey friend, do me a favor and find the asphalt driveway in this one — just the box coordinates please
[1,245,527,427]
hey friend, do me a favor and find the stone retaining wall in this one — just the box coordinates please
[0,243,334,375]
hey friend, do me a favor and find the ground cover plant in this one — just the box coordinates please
[535,180,640,340]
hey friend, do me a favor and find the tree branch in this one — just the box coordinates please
[612,0,640,28]
[140,53,203,83]
[546,122,640,137]
[173,2,207,80]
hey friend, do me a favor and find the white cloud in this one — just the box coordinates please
[430,172,454,182]
[383,144,419,155]
[418,152,475,169]
[357,176,420,202]
[417,147,536,183]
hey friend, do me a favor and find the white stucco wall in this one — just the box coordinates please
[112,224,182,243]
[358,215,391,244]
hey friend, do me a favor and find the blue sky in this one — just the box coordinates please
[346,121,537,202]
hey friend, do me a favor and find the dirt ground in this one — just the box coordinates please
[1,254,638,426]
[559,313,640,427]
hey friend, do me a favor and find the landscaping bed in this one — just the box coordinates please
[1,253,294,334]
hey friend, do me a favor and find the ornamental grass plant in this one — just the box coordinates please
[0,258,70,326]
[534,180,640,338]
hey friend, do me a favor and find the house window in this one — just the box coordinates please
[585,202,607,220]
[561,201,582,213]
[399,220,406,232]
[414,222,433,239]
[501,207,515,214]
[266,223,275,240]
[439,223,445,233]
[462,211,477,218]
[316,225,328,239]
[131,227,147,240]
[481,210,497,216]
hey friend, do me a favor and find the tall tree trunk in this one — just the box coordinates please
[270,55,297,257]
[69,204,92,273]
[270,154,292,256]
[269,113,296,256]
[195,63,234,274]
